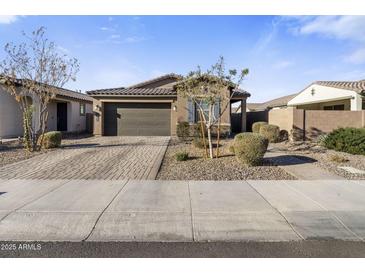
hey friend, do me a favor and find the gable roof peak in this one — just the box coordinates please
[128,73,182,88]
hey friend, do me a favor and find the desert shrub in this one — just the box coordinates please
[192,137,206,149]
[317,134,328,146]
[329,154,349,163]
[192,123,207,138]
[233,133,269,166]
[41,131,62,149]
[323,127,365,155]
[175,151,189,161]
[252,121,268,133]
[176,122,190,141]
[228,144,235,154]
[279,130,289,142]
[259,124,280,143]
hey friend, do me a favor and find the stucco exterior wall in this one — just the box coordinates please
[269,107,365,141]
[288,84,362,110]
[67,100,93,132]
[302,110,365,140]
[0,87,23,138]
[91,93,246,136]
[1,85,92,137]
[241,99,247,132]
[37,98,92,133]
[46,102,57,131]
[268,107,295,133]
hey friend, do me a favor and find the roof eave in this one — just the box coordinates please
[87,94,177,98]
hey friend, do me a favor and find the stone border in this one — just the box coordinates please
[146,137,170,180]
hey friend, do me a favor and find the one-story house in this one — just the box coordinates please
[246,93,298,112]
[0,82,93,138]
[288,80,365,111]
[87,74,250,136]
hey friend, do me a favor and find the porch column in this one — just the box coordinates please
[351,94,362,110]
[241,99,247,132]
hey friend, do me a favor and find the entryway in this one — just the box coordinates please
[57,102,68,131]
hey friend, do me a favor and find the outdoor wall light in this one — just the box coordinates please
[94,105,101,111]
[173,105,177,111]
[311,88,315,96]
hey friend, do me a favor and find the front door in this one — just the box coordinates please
[57,102,68,131]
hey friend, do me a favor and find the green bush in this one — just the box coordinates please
[41,131,62,149]
[323,127,365,155]
[252,121,268,133]
[192,137,206,149]
[259,124,280,143]
[176,122,190,141]
[175,151,189,161]
[279,130,289,142]
[233,133,269,166]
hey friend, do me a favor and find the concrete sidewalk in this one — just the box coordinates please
[0,179,364,242]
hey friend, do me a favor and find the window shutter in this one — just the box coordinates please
[187,98,195,123]
[214,99,220,120]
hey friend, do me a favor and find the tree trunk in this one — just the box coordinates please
[207,126,213,159]
[199,110,208,159]
[216,116,221,158]
[207,104,214,159]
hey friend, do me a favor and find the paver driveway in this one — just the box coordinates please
[0,136,169,180]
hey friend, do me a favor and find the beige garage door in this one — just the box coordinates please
[104,103,171,136]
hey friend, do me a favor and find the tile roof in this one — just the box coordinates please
[87,73,250,98]
[314,80,365,94]
[247,93,298,111]
[246,103,263,110]
[232,88,251,98]
[87,87,176,96]
[53,87,92,102]
[0,77,92,102]
[128,73,182,88]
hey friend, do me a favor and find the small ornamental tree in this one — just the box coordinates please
[0,27,79,151]
[176,57,249,159]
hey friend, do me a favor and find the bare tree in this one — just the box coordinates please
[0,27,79,151]
[176,57,248,159]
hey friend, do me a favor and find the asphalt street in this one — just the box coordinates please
[1,241,365,258]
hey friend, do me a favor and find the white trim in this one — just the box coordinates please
[288,95,353,106]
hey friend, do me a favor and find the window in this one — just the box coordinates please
[195,101,210,122]
[323,104,345,110]
[80,103,86,116]
[194,100,220,123]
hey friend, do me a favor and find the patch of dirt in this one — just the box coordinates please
[270,141,365,180]
[157,138,296,180]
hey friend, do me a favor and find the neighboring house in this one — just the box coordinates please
[87,74,250,136]
[266,80,365,140]
[0,83,93,138]
[288,80,365,111]
[246,93,298,112]
[246,103,263,112]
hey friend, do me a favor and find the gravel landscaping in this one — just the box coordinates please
[270,141,365,180]
[0,134,93,168]
[157,138,296,180]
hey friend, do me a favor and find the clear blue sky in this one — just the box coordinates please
[1,15,365,103]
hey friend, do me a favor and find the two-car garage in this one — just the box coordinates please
[103,102,171,136]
